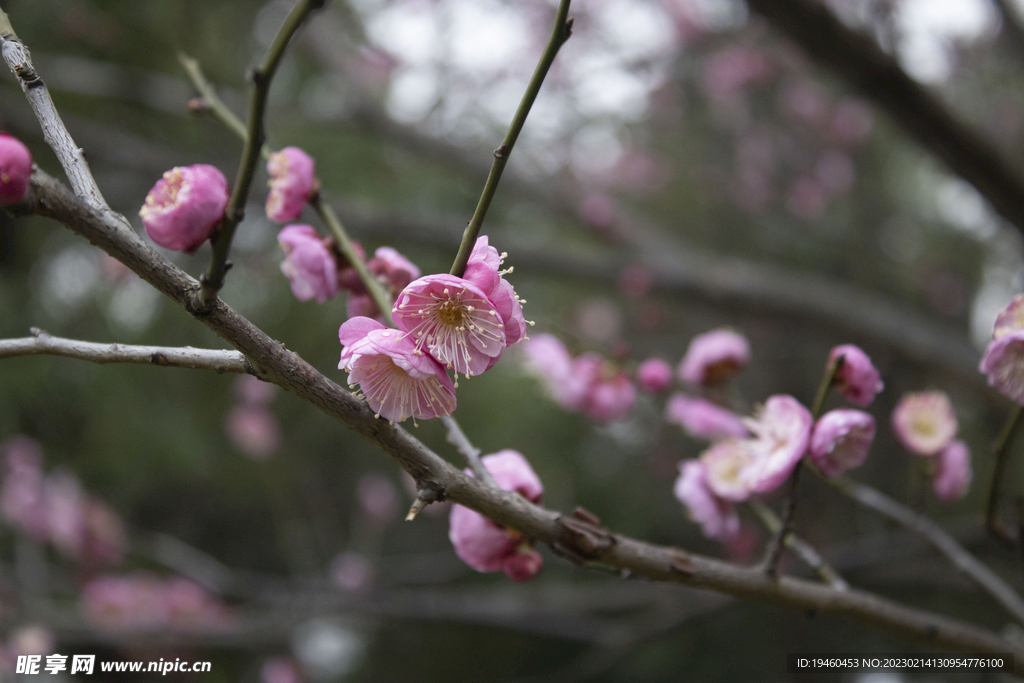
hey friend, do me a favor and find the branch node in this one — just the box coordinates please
[405,487,442,521]
[669,549,696,576]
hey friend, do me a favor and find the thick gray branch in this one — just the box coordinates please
[0,329,249,373]
[21,168,1024,674]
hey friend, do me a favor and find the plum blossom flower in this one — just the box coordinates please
[82,574,231,631]
[994,295,1024,340]
[0,133,32,206]
[521,334,581,408]
[809,409,876,477]
[582,369,636,423]
[892,391,958,456]
[673,459,739,542]
[678,328,750,386]
[449,450,544,582]
[266,147,316,222]
[278,225,339,303]
[637,357,673,393]
[932,440,972,502]
[462,237,529,347]
[701,439,758,501]
[392,274,505,379]
[740,395,813,494]
[345,246,422,321]
[665,394,748,441]
[339,316,456,423]
[139,165,229,253]
[225,404,282,460]
[829,344,883,406]
[980,298,1024,403]
[0,436,48,541]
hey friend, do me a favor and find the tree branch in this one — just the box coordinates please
[826,473,1024,625]
[747,0,1024,240]
[0,9,109,211]
[21,168,1024,674]
[0,328,249,373]
[440,415,497,488]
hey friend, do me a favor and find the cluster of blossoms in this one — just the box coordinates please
[81,573,232,631]
[0,133,32,206]
[522,334,637,423]
[0,436,126,567]
[448,450,544,582]
[674,344,883,542]
[339,236,527,423]
[892,390,971,502]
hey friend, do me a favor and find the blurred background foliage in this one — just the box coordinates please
[2,0,1024,680]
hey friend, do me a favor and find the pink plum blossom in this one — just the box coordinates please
[393,274,506,379]
[522,334,585,409]
[699,47,772,102]
[581,369,637,423]
[357,472,398,527]
[462,236,528,347]
[266,147,316,222]
[701,439,758,501]
[278,225,339,303]
[740,395,813,494]
[82,574,230,631]
[449,450,544,582]
[678,328,750,386]
[234,374,279,405]
[980,331,1024,403]
[892,391,958,456]
[0,133,32,205]
[637,358,673,393]
[331,551,374,593]
[673,459,739,542]
[829,344,884,406]
[665,394,748,441]
[346,246,422,320]
[809,409,876,477]
[932,440,972,502]
[139,165,229,253]
[339,316,457,423]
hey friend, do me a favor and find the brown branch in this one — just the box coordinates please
[0,328,249,373]
[747,0,1024,239]
[20,168,1024,673]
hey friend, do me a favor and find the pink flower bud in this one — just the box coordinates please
[0,133,32,205]
[809,409,876,477]
[933,440,972,502]
[665,394,748,441]
[673,459,739,542]
[829,344,883,406]
[278,225,339,303]
[449,450,544,581]
[892,391,958,456]
[339,316,456,423]
[637,357,673,393]
[266,147,316,222]
[139,165,229,253]
[678,328,750,386]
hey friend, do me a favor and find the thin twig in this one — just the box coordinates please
[0,10,108,210]
[0,328,248,373]
[749,499,849,590]
[198,0,325,306]
[987,405,1024,546]
[22,168,1024,672]
[762,355,842,576]
[178,53,250,143]
[827,473,1024,625]
[448,0,573,278]
[440,416,497,487]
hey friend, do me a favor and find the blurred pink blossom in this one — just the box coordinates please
[700,47,772,102]
[579,193,617,229]
[0,436,48,541]
[678,328,750,386]
[673,459,739,542]
[637,358,674,393]
[993,294,1024,340]
[262,657,304,683]
[0,133,32,206]
[233,374,279,406]
[331,551,375,593]
[829,344,883,407]
[932,440,972,502]
[665,394,748,441]
[740,395,813,494]
[225,404,282,460]
[139,165,228,253]
[981,331,1024,403]
[701,439,758,501]
[82,574,230,631]
[786,176,828,221]
[266,147,316,222]
[892,391,958,457]
[780,81,826,125]
[581,369,637,423]
[449,450,544,582]
[617,265,654,299]
[809,409,876,477]
[831,98,874,146]
[357,472,399,527]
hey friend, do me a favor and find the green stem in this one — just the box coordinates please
[197,0,324,307]
[987,404,1024,544]
[762,354,843,576]
[178,54,251,144]
[448,0,573,277]
[748,499,848,590]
